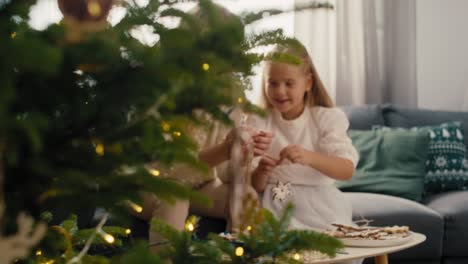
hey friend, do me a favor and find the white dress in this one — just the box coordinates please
[248,106,359,232]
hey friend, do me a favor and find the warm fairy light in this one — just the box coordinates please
[41,260,55,264]
[235,246,244,257]
[202,63,210,71]
[247,225,252,231]
[125,229,132,235]
[103,233,115,244]
[161,121,171,131]
[148,168,160,177]
[238,97,243,103]
[11,32,16,39]
[36,250,42,256]
[173,131,181,137]
[129,202,143,213]
[293,253,301,260]
[185,222,194,232]
[87,0,102,17]
[95,143,105,156]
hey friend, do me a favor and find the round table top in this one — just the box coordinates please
[304,232,426,264]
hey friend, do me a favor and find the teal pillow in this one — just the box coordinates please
[336,129,430,201]
[373,122,468,194]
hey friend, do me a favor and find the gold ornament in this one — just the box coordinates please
[57,0,115,43]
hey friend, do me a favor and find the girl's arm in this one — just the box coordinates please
[251,155,280,193]
[199,128,274,168]
[279,145,354,181]
[306,151,354,181]
[251,168,269,193]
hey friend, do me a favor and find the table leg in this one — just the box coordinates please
[374,254,389,264]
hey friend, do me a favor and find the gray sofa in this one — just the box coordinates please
[341,104,468,264]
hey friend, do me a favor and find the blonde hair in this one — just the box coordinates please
[259,39,334,109]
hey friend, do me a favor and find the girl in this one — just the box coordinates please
[249,39,359,233]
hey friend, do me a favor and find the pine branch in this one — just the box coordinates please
[240,1,334,25]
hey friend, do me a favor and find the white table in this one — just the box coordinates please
[307,232,426,264]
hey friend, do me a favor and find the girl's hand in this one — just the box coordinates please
[252,154,280,192]
[225,127,274,158]
[256,154,280,175]
[279,145,312,166]
[251,130,274,157]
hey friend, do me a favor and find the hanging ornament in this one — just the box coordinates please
[271,181,292,203]
[58,0,115,42]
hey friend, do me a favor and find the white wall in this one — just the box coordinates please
[416,0,468,111]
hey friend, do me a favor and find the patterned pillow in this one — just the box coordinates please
[373,122,468,194]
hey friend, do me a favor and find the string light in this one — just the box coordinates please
[202,63,210,71]
[173,131,181,137]
[128,201,143,213]
[148,168,160,177]
[102,233,115,244]
[125,229,132,235]
[247,225,252,231]
[293,253,301,260]
[87,0,102,17]
[185,222,194,232]
[36,250,42,256]
[237,97,243,103]
[95,143,105,156]
[41,260,55,264]
[235,246,244,257]
[161,121,171,131]
[11,32,16,39]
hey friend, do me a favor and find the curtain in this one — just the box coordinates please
[294,0,417,107]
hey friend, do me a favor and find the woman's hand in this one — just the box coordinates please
[279,145,312,166]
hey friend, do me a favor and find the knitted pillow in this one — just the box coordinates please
[373,122,468,194]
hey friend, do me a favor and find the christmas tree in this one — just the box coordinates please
[0,0,340,263]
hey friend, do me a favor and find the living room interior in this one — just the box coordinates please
[1,0,467,263]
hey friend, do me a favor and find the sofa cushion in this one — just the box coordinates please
[346,192,444,261]
[382,104,468,147]
[337,129,429,201]
[374,122,468,194]
[423,191,468,257]
[340,104,385,130]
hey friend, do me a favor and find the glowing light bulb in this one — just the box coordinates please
[161,122,171,131]
[173,131,181,137]
[185,223,194,232]
[95,143,105,156]
[125,229,132,235]
[247,225,252,231]
[148,168,160,177]
[129,202,143,213]
[36,250,42,256]
[293,253,301,260]
[235,246,244,256]
[202,63,210,71]
[103,233,115,244]
[238,97,243,103]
